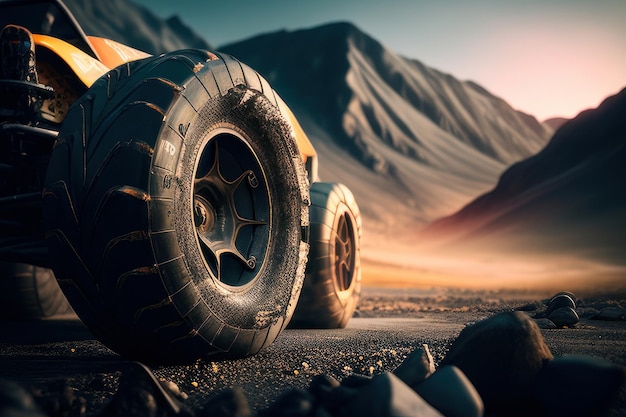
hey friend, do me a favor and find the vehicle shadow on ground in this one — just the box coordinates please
[0,314,92,344]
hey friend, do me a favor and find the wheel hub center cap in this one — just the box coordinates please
[194,197,215,233]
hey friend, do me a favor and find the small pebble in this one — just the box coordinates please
[548,306,579,327]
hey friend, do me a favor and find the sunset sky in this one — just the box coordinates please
[131,0,625,121]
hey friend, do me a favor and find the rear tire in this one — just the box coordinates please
[43,51,309,361]
[291,182,362,328]
[0,262,68,319]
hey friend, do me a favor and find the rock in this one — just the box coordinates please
[535,355,626,417]
[584,300,621,311]
[412,366,483,417]
[336,372,443,417]
[99,362,192,417]
[544,291,578,306]
[0,379,47,417]
[309,374,357,412]
[534,318,557,329]
[440,311,553,415]
[260,388,320,417]
[547,306,579,327]
[160,380,188,402]
[309,374,341,397]
[546,293,577,316]
[198,387,251,417]
[597,306,626,321]
[392,344,435,387]
[340,373,374,388]
[36,379,87,417]
[578,307,600,319]
[535,292,578,319]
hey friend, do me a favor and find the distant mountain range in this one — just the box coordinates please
[61,0,625,267]
[422,88,626,265]
[220,22,555,243]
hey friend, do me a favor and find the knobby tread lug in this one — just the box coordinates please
[194,67,220,99]
[211,60,235,96]
[216,53,246,88]
[257,73,278,106]
[240,62,263,94]
[133,296,173,325]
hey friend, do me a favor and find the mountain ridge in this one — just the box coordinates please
[220,21,552,166]
[421,88,626,265]
[53,3,582,262]
[63,0,212,54]
[219,22,554,240]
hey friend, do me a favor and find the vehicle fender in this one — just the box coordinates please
[87,36,150,70]
[275,95,319,182]
[33,33,318,179]
[32,34,149,88]
[33,34,109,87]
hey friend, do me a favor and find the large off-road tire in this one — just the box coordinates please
[0,262,68,319]
[291,182,362,328]
[43,50,309,361]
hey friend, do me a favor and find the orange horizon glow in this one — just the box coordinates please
[360,236,626,297]
[361,255,626,296]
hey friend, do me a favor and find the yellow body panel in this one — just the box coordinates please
[275,96,317,163]
[33,34,317,165]
[33,34,109,87]
[87,36,150,70]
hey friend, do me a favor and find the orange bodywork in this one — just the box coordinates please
[87,36,151,69]
[33,34,110,86]
[32,34,317,168]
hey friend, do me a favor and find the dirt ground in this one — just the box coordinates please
[0,284,625,416]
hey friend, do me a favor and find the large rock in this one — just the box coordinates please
[100,362,192,417]
[0,379,47,417]
[336,373,443,417]
[534,318,558,329]
[440,311,553,415]
[309,374,359,412]
[412,366,483,417]
[198,387,251,417]
[545,292,577,308]
[261,388,320,417]
[392,344,435,387]
[597,306,626,321]
[547,306,579,327]
[535,355,625,417]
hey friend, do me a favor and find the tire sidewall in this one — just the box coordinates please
[150,79,307,331]
[293,182,362,328]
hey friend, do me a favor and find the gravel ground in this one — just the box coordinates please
[0,287,625,416]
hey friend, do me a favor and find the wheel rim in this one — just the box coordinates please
[334,212,356,291]
[193,128,270,287]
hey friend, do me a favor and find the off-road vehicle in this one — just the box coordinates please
[0,0,361,361]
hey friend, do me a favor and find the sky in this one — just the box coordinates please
[131,0,626,121]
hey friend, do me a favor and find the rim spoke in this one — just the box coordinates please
[334,214,354,291]
[193,138,268,284]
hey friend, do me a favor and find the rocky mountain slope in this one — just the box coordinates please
[219,23,554,243]
[59,1,566,262]
[422,88,626,265]
[63,0,212,54]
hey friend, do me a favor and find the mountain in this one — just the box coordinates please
[422,88,626,265]
[543,117,569,131]
[55,3,558,262]
[219,22,554,244]
[62,0,212,54]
